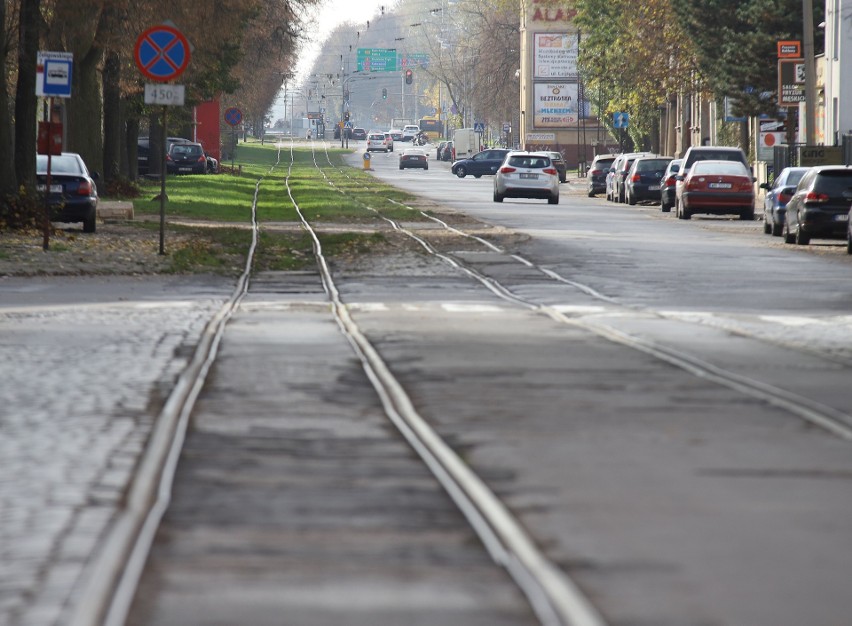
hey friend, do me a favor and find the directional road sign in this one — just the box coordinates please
[135,25,191,82]
[224,107,243,127]
[613,112,629,129]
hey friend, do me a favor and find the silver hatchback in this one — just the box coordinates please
[493,152,560,204]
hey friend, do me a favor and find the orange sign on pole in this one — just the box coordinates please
[777,40,802,58]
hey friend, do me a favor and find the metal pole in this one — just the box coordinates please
[803,0,816,145]
[159,105,167,255]
[42,97,54,251]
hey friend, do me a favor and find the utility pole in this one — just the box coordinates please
[803,0,816,144]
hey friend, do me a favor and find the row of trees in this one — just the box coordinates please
[306,0,820,151]
[1,0,317,227]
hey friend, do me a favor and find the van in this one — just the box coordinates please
[452,128,479,159]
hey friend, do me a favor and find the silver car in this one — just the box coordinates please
[493,152,559,204]
[366,132,389,152]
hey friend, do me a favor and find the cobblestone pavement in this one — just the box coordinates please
[0,277,232,625]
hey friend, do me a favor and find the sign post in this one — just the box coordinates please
[36,51,73,251]
[134,24,191,255]
[224,107,242,172]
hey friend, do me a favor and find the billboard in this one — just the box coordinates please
[533,33,578,80]
[533,83,579,127]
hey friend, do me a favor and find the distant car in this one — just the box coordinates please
[36,152,99,233]
[436,141,448,160]
[352,127,367,140]
[612,152,654,203]
[383,132,394,152]
[451,148,511,178]
[625,156,672,205]
[675,145,751,213]
[166,141,208,175]
[441,140,454,162]
[493,151,560,204]
[760,166,809,236]
[546,151,567,183]
[389,129,404,142]
[675,159,755,221]
[366,131,389,152]
[588,154,616,198]
[847,205,852,255]
[399,148,429,170]
[783,165,852,245]
[401,124,420,141]
[333,125,341,139]
[659,159,682,212]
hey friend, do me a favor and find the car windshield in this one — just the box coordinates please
[692,161,749,176]
[781,170,807,187]
[36,155,83,174]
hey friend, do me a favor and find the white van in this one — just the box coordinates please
[402,125,420,141]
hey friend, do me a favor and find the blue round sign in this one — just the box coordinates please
[135,25,191,82]
[224,107,242,127]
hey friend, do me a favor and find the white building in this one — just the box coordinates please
[822,0,852,145]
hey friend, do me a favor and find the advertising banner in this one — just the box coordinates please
[533,83,578,127]
[533,33,578,80]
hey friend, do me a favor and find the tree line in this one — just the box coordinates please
[1,0,317,228]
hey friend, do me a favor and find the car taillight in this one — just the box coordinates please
[805,191,829,203]
[778,192,792,204]
[737,180,753,192]
[664,175,676,187]
[590,168,601,176]
[543,167,557,175]
[686,179,699,191]
[500,166,517,173]
[198,155,206,163]
[166,154,173,161]
[631,174,641,182]
[77,180,92,195]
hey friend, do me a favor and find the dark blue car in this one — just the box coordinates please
[451,149,510,178]
[36,152,99,233]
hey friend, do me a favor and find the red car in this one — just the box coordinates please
[675,160,755,220]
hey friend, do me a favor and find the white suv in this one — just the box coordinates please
[366,132,389,152]
[402,125,420,141]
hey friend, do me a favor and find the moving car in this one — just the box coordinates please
[399,148,429,170]
[783,165,852,245]
[389,129,404,142]
[451,148,511,178]
[625,156,672,205]
[659,159,682,212]
[166,141,208,175]
[352,127,367,140]
[366,131,389,152]
[401,124,420,141]
[588,154,615,197]
[675,159,755,220]
[546,151,567,183]
[760,166,809,236]
[36,152,99,233]
[493,151,560,204]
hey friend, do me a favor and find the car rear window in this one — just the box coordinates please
[369,134,384,140]
[691,161,750,176]
[636,159,671,172]
[685,149,747,168]
[37,155,83,174]
[508,155,551,168]
[814,170,852,195]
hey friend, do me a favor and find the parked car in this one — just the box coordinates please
[625,156,673,205]
[36,152,99,233]
[333,125,341,139]
[366,131,389,152]
[166,141,208,175]
[676,145,750,211]
[546,151,567,183]
[675,159,755,220]
[399,148,429,170]
[659,159,682,212]
[436,141,448,160]
[848,205,852,254]
[402,124,420,141]
[352,127,367,140]
[451,148,511,178]
[588,154,616,197]
[493,152,560,204]
[441,140,454,162]
[612,152,654,203]
[783,165,852,245]
[760,166,809,236]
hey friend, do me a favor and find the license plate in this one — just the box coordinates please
[520,173,538,179]
[708,182,731,189]
[37,184,63,193]
[648,185,660,191]
[179,167,193,172]
[835,214,849,221]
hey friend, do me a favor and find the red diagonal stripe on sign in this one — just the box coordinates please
[141,34,182,73]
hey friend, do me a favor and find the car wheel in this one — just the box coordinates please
[474,174,482,178]
[763,217,771,233]
[424,165,428,170]
[783,222,796,244]
[493,189,504,203]
[83,212,96,233]
[771,220,783,237]
[456,166,467,178]
[661,200,671,213]
[618,187,625,203]
[588,190,595,198]
[795,227,810,245]
[677,199,691,220]
[847,232,852,255]
[627,191,636,206]
[548,194,559,205]
[399,165,404,170]
[740,208,754,221]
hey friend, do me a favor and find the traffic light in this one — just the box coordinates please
[382,88,387,99]
[405,69,413,85]
[344,111,350,121]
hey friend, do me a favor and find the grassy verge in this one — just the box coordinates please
[124,143,422,274]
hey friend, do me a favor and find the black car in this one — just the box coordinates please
[451,148,511,178]
[352,127,367,140]
[588,154,615,197]
[547,151,567,183]
[625,156,672,205]
[659,159,682,212]
[166,141,207,175]
[36,152,99,233]
[783,165,852,245]
[613,152,654,203]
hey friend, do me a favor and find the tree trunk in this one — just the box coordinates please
[125,112,139,181]
[66,45,104,175]
[0,0,17,199]
[102,50,121,183]
[14,0,40,194]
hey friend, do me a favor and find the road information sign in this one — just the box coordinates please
[36,51,73,98]
[224,107,243,127]
[135,25,191,82]
[144,84,185,106]
[357,48,397,72]
[613,112,629,128]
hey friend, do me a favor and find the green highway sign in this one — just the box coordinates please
[357,48,397,72]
